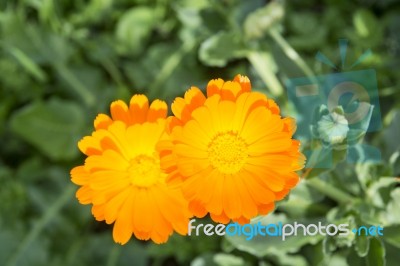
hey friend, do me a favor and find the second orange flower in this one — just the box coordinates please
[159,75,305,224]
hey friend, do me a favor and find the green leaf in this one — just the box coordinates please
[213,253,246,266]
[352,9,383,47]
[355,235,370,257]
[70,0,113,25]
[10,98,85,160]
[302,241,324,266]
[269,252,309,266]
[382,225,400,248]
[7,46,48,82]
[385,242,400,266]
[287,12,327,51]
[116,7,159,55]
[278,180,328,217]
[385,188,400,225]
[199,31,248,67]
[243,1,284,39]
[192,253,250,266]
[346,249,366,266]
[366,177,398,208]
[353,9,377,38]
[383,110,400,159]
[366,238,385,266]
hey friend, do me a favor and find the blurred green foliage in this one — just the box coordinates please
[0,0,399,265]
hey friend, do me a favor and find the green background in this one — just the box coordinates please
[0,0,399,265]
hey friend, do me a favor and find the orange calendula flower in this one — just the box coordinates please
[70,95,191,245]
[159,75,305,224]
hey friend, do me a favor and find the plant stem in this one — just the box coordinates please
[56,64,96,107]
[106,245,121,266]
[269,28,316,81]
[306,178,354,204]
[6,185,75,266]
[247,51,284,96]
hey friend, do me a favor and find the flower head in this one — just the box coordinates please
[317,109,349,145]
[159,75,305,224]
[70,95,191,245]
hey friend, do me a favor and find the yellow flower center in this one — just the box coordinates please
[128,154,165,188]
[208,131,248,174]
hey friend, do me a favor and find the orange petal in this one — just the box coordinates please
[206,172,224,215]
[78,136,101,156]
[284,173,300,189]
[148,189,173,240]
[196,168,219,204]
[151,186,189,235]
[71,165,90,185]
[133,189,153,234]
[129,94,149,124]
[240,107,284,145]
[233,216,250,225]
[217,100,236,131]
[184,87,206,106]
[207,78,224,97]
[147,99,167,122]
[204,95,223,132]
[188,200,208,218]
[267,99,280,114]
[89,170,129,190]
[191,106,218,138]
[220,81,242,100]
[112,192,135,244]
[242,163,285,192]
[182,169,207,200]
[180,119,211,149]
[92,203,105,221]
[241,170,275,204]
[232,174,258,219]
[223,175,242,219]
[85,149,129,172]
[210,211,230,224]
[247,154,298,174]
[233,92,269,132]
[275,189,290,200]
[104,187,131,224]
[76,185,93,204]
[247,132,292,156]
[91,178,128,205]
[166,116,182,133]
[282,117,297,136]
[94,113,113,130]
[171,97,186,120]
[233,74,251,93]
[258,202,275,215]
[110,100,130,123]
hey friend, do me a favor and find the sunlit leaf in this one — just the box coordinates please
[199,31,248,67]
[243,1,284,39]
[116,7,160,55]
